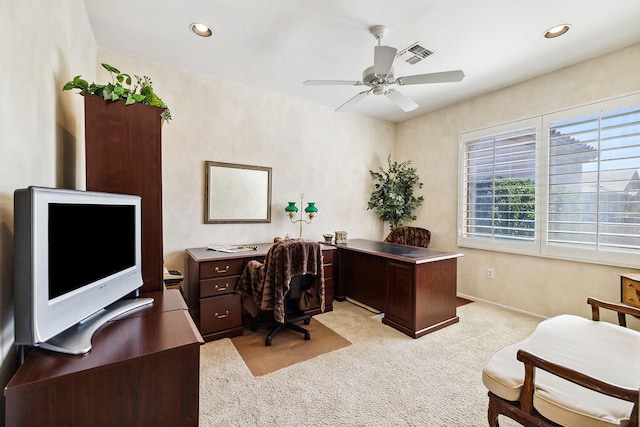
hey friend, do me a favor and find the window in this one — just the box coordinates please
[460,122,538,250]
[458,94,640,267]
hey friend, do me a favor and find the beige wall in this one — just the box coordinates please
[396,43,640,327]
[0,0,96,417]
[96,48,395,273]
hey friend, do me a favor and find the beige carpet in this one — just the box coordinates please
[200,300,540,426]
[231,318,352,376]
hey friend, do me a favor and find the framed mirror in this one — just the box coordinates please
[205,161,272,224]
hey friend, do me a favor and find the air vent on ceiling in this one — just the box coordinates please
[396,42,434,65]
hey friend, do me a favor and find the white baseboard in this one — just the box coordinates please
[345,297,382,314]
[457,293,546,320]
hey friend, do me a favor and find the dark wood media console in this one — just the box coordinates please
[5,290,204,427]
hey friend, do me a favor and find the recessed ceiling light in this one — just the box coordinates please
[544,24,571,39]
[190,22,212,38]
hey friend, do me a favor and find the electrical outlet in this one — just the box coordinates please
[486,268,494,279]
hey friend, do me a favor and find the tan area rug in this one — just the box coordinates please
[230,318,352,376]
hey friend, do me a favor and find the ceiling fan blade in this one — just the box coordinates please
[336,90,371,112]
[304,80,362,86]
[374,45,397,76]
[397,70,465,85]
[385,89,419,112]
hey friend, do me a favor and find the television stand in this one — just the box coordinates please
[38,297,154,355]
[5,290,204,427]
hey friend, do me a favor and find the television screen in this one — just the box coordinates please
[48,203,136,300]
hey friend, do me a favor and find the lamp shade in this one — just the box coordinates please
[304,202,318,214]
[285,202,298,213]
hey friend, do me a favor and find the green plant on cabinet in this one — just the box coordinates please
[63,63,171,121]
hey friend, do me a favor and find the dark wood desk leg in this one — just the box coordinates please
[334,250,346,301]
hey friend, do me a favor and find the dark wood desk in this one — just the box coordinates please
[336,239,463,338]
[185,243,336,341]
[5,290,204,427]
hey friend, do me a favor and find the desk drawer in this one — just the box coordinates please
[323,264,333,279]
[200,276,239,298]
[199,259,244,279]
[200,294,242,334]
[322,249,334,264]
[622,277,640,308]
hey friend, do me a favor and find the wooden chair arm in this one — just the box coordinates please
[587,297,640,326]
[517,349,639,427]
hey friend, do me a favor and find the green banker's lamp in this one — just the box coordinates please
[285,194,318,238]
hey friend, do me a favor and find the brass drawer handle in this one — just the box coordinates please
[215,283,229,291]
[215,265,230,273]
[214,310,230,319]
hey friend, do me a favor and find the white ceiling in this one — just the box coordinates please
[84,0,640,123]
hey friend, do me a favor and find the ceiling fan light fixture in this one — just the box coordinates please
[190,22,213,38]
[304,24,464,113]
[372,84,386,95]
[544,24,571,39]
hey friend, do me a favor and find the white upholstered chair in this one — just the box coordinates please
[483,298,639,427]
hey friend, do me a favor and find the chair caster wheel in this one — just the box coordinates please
[304,332,310,340]
[265,338,272,346]
[304,318,311,325]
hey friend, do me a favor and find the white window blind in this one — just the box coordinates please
[461,126,537,243]
[458,93,640,267]
[547,106,640,255]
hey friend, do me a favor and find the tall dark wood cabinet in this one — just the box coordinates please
[84,96,165,292]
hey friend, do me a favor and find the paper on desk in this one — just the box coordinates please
[207,245,257,253]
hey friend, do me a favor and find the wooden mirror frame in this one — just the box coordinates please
[204,161,272,224]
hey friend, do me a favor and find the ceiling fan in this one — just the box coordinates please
[303,25,465,112]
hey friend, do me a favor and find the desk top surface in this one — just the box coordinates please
[337,239,463,264]
[187,241,335,262]
[620,272,640,281]
[186,239,462,264]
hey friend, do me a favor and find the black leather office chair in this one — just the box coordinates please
[384,226,431,248]
[250,274,315,345]
[236,239,325,346]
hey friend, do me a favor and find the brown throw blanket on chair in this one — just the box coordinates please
[236,239,325,323]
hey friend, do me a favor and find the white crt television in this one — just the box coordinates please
[13,187,153,355]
